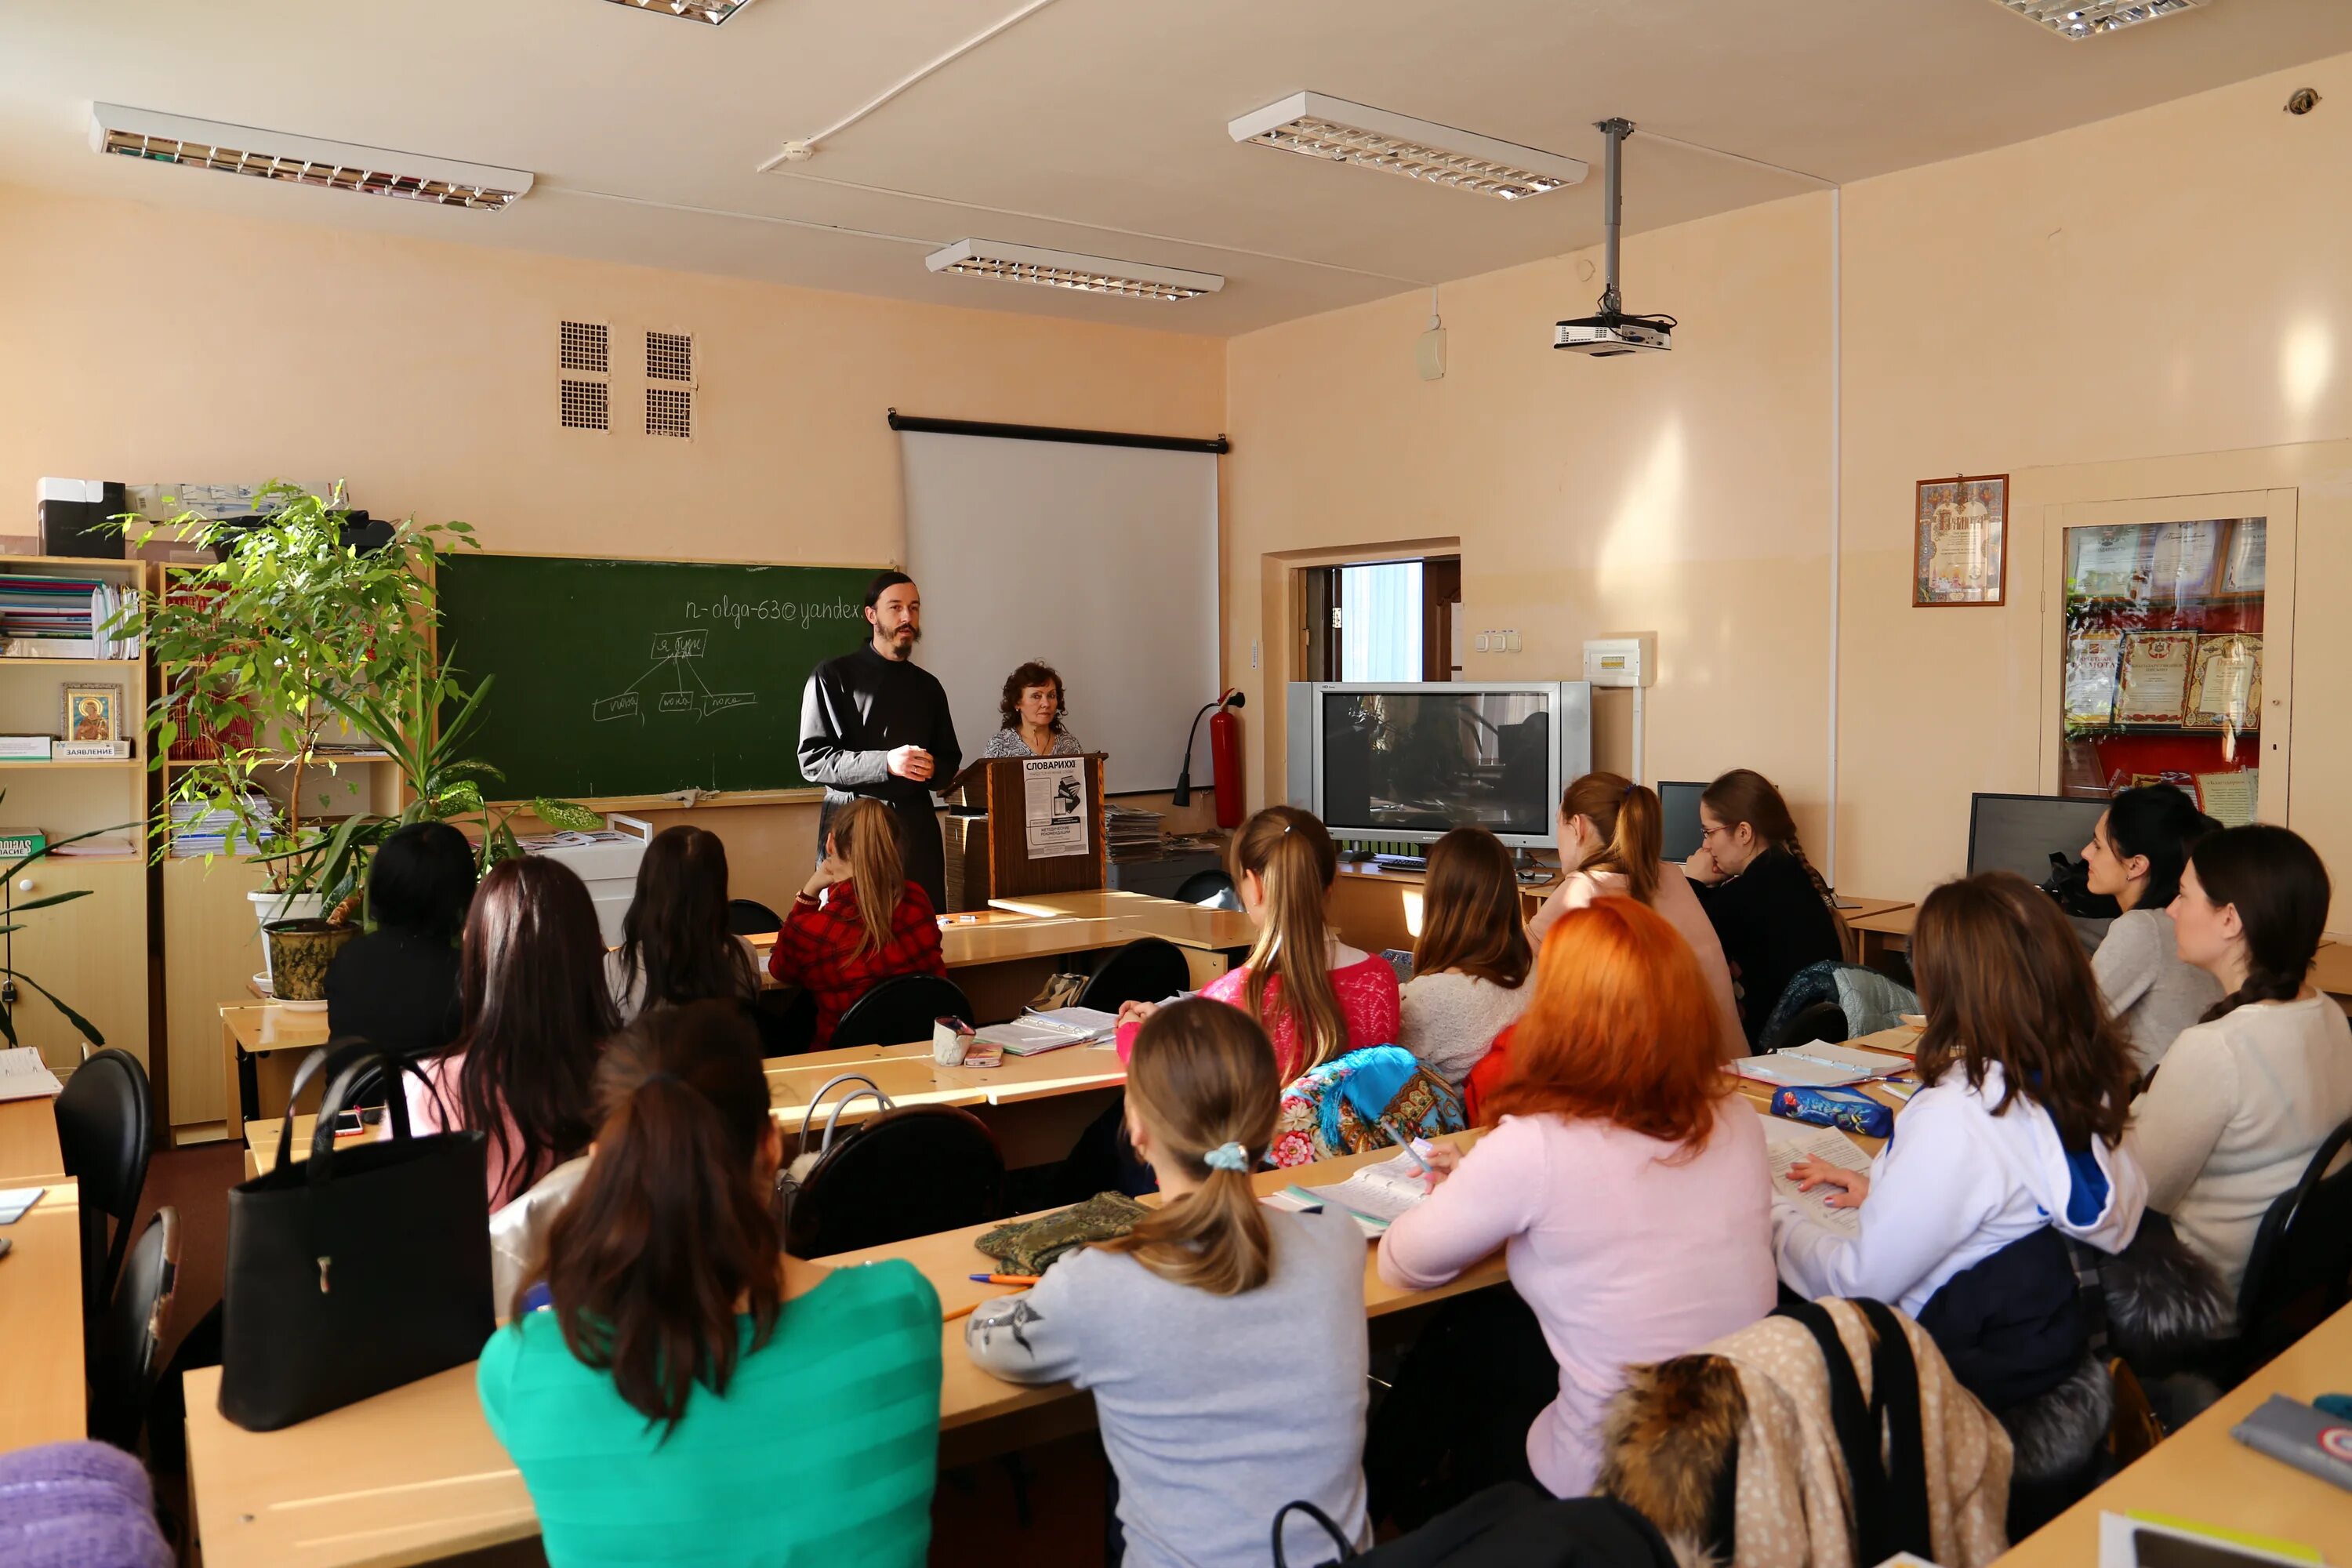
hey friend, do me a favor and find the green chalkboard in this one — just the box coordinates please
[435,554,885,800]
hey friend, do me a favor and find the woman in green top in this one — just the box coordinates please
[478,1000,942,1568]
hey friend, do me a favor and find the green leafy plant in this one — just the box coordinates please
[103,483,477,899]
[0,818,137,1049]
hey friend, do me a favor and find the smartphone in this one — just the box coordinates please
[331,1106,383,1136]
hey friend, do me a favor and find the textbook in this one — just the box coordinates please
[1762,1121,1873,1240]
[977,1007,1120,1057]
[1273,1152,1431,1238]
[0,827,45,861]
[1732,1043,1911,1090]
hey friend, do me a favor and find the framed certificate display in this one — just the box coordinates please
[2183,633,2263,731]
[2115,631,2195,725]
[2063,630,2123,730]
[1915,474,2007,606]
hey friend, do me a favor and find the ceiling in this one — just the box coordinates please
[3,0,2347,336]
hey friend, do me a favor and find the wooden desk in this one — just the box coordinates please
[220,1005,332,1141]
[1997,1300,2352,1564]
[0,1179,85,1452]
[0,1092,67,1185]
[987,891,1258,949]
[183,1132,1505,1568]
[1846,903,1917,968]
[2310,938,2352,1007]
[1329,861,1556,956]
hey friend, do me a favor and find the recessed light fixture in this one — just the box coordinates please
[1227,92,1586,201]
[924,240,1224,302]
[597,0,757,23]
[89,103,533,211]
[1993,0,2205,38]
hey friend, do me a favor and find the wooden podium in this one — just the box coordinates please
[941,753,1109,913]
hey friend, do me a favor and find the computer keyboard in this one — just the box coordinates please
[1370,853,1429,871]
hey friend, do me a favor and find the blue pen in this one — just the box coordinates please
[1380,1120,1439,1172]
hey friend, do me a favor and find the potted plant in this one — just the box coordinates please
[105,483,477,985]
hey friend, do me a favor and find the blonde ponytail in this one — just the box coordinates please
[829,800,905,959]
[1232,807,1348,1075]
[1102,1000,1279,1296]
[1559,771,1661,905]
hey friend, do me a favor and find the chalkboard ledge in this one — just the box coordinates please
[493,786,829,813]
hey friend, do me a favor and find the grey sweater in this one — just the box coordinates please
[1396,971,1532,1086]
[964,1207,1370,1568]
[2092,909,2224,1075]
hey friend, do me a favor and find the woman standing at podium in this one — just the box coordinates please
[980,659,1087,760]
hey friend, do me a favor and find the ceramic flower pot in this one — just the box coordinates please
[262,919,357,1004]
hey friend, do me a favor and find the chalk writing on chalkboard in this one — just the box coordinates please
[593,630,760,725]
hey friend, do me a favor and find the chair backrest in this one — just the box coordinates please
[785,1106,1007,1258]
[1077,938,1191,1014]
[87,1208,179,1454]
[1174,869,1242,911]
[53,1049,153,1327]
[2234,1119,2352,1372]
[1762,1000,1849,1054]
[726,898,784,937]
[829,974,973,1050]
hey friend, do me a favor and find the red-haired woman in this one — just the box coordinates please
[1376,898,1776,1498]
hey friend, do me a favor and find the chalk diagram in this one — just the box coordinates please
[591,630,758,724]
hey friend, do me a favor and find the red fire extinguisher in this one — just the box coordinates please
[1209,692,1244,829]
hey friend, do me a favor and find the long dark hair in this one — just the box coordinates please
[535,1000,780,1430]
[1700,768,1844,933]
[366,819,477,942]
[446,857,620,1203]
[615,826,758,1009]
[1412,827,1531,988]
[2184,825,2330,1022]
[1911,872,2135,1149]
[1560,771,1662,904]
[2103,784,2218,911]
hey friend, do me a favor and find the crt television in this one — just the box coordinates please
[1965,792,2111,886]
[1657,779,1708,863]
[1286,682,1593,851]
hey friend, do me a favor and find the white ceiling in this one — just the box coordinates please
[3,0,2347,336]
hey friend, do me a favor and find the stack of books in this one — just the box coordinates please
[1105,804,1164,863]
[169,794,276,857]
[0,575,136,659]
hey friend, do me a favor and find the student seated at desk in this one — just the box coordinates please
[767,798,946,1048]
[410,857,621,1209]
[2128,826,2352,1301]
[2082,784,2224,1075]
[967,1000,1368,1567]
[1396,826,1532,1086]
[1377,898,1775,1499]
[1526,771,1740,1059]
[482,1001,942,1568]
[325,820,475,1061]
[1681,768,1845,1046]
[604,825,762,1025]
[1117,807,1399,1081]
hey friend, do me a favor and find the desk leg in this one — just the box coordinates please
[223,1018,248,1142]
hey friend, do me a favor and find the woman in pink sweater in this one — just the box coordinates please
[1118,807,1397,1083]
[1526,771,1743,1060]
[1378,896,1776,1497]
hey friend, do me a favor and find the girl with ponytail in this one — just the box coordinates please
[479,1001,943,1566]
[1682,768,1845,1047]
[1115,806,1399,1082]
[967,1000,1373,1567]
[1526,771,1742,1059]
[2126,824,2352,1298]
[768,797,947,1047]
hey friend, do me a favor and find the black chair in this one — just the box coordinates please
[1077,938,1191,1014]
[727,898,784,936]
[1173,869,1241,912]
[751,989,820,1058]
[829,974,974,1050]
[53,1049,153,1331]
[2233,1119,2352,1377]
[87,1207,180,1454]
[1762,1000,1849,1054]
[786,1106,1007,1257]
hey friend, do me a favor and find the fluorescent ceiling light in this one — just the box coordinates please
[1228,92,1586,201]
[89,103,533,211]
[598,0,757,23]
[1993,0,2205,37]
[924,240,1223,302]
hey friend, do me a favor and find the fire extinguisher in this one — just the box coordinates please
[1209,696,1243,829]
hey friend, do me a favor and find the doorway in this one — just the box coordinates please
[1301,555,1462,682]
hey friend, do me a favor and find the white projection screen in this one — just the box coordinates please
[898,431,1219,794]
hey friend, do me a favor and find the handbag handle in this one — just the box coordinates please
[1269,1499,1355,1567]
[794,1073,895,1156]
[270,1040,426,1183]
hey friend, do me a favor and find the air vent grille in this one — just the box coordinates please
[561,379,610,432]
[645,387,692,439]
[646,330,693,383]
[561,321,609,373]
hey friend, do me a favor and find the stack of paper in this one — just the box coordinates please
[1105,805,1164,863]
[169,794,277,857]
[1732,1042,1911,1088]
[0,1046,64,1103]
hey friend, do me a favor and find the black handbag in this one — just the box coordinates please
[219,1041,495,1431]
[1272,1486,1677,1567]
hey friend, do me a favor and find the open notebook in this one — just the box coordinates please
[1265,1152,1430,1238]
[1762,1121,1874,1240]
[1733,1042,1911,1090]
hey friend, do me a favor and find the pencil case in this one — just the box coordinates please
[1771,1086,1894,1142]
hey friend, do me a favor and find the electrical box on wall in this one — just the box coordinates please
[1582,633,1657,688]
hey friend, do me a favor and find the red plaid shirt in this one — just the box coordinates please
[768,879,947,1047]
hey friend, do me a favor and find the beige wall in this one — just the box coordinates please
[1229,49,2352,923]
[0,180,1226,913]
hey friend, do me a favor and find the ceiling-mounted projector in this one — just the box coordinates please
[1555,118,1675,358]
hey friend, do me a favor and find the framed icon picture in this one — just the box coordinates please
[61,682,124,743]
[1915,474,2009,607]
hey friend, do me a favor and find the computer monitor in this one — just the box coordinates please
[1965,792,2112,887]
[1657,780,1707,863]
[1295,681,1592,851]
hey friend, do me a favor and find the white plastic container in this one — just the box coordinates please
[521,813,652,946]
